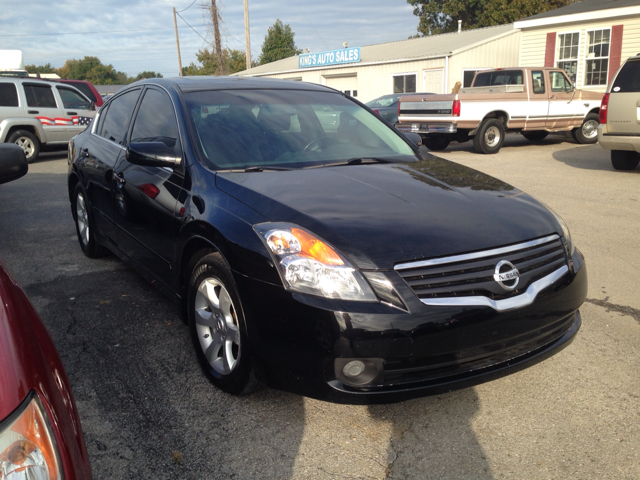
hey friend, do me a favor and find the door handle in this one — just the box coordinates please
[114,172,126,185]
[67,111,78,115]
[550,95,556,99]
[28,110,39,114]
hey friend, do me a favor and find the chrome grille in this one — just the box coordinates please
[395,235,567,301]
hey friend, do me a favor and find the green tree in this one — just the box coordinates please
[258,19,302,65]
[58,56,119,85]
[182,48,252,76]
[24,63,57,74]
[134,71,164,81]
[407,0,577,35]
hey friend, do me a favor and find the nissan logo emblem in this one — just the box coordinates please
[494,260,520,291]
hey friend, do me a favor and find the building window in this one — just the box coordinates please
[556,32,580,83]
[584,29,610,86]
[392,74,416,93]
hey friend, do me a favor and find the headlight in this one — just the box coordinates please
[547,208,575,256]
[255,223,377,301]
[0,392,63,480]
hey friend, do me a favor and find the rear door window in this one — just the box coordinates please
[611,60,640,92]
[56,86,91,109]
[23,84,57,108]
[99,89,141,145]
[0,83,19,107]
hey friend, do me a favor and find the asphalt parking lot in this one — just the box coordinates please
[0,134,638,479]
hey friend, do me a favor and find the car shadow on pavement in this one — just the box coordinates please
[552,145,640,173]
[368,389,494,479]
[23,268,306,480]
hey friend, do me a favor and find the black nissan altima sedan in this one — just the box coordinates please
[67,76,587,404]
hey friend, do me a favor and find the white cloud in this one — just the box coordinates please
[0,0,418,77]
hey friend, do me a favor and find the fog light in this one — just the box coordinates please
[334,358,382,386]
[343,361,365,378]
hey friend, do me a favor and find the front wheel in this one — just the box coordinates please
[572,113,599,144]
[473,118,505,154]
[73,184,108,258]
[7,130,40,163]
[611,150,640,170]
[187,253,259,395]
[422,135,450,151]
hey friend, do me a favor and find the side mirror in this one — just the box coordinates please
[403,132,423,148]
[126,142,180,168]
[89,102,96,111]
[0,143,28,185]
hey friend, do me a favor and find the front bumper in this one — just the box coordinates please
[234,249,587,404]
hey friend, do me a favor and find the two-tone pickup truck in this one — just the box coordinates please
[396,67,603,154]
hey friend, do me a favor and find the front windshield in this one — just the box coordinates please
[184,89,415,170]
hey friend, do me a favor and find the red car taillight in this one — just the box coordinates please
[374,109,381,115]
[600,93,609,124]
[397,100,401,117]
[452,100,461,117]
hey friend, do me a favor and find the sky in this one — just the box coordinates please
[0,0,420,77]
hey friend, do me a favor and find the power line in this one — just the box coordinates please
[176,0,198,13]
[176,11,214,46]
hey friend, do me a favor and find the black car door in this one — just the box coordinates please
[112,86,185,288]
[82,88,141,243]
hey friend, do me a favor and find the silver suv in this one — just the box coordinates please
[0,77,96,162]
[597,55,640,170]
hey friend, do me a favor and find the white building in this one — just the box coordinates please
[234,24,521,103]
[516,0,640,92]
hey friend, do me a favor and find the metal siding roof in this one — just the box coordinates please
[518,0,640,21]
[236,24,516,76]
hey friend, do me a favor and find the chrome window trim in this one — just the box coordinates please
[394,234,560,271]
[420,265,568,312]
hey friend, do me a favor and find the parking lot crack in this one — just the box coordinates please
[585,297,640,324]
[385,419,414,479]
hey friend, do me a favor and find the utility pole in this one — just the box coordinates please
[173,7,183,76]
[210,0,224,75]
[243,0,251,70]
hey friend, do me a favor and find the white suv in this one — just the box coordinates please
[0,77,96,162]
[597,55,640,170]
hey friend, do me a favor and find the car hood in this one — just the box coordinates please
[215,156,561,270]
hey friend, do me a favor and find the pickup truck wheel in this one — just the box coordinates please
[422,135,450,151]
[573,113,599,144]
[611,150,640,170]
[7,130,40,162]
[522,131,548,142]
[473,119,505,154]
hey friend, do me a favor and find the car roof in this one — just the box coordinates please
[136,75,338,94]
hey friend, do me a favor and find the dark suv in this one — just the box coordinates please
[597,54,640,170]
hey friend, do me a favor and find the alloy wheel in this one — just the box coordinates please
[76,192,89,246]
[15,137,35,158]
[194,277,240,375]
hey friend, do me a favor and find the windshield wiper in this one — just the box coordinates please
[244,166,293,172]
[304,157,393,169]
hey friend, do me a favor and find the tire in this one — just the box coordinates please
[7,130,40,163]
[422,135,451,151]
[611,150,640,171]
[473,118,505,154]
[187,253,259,395]
[73,184,108,258]
[522,131,549,142]
[572,113,599,144]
